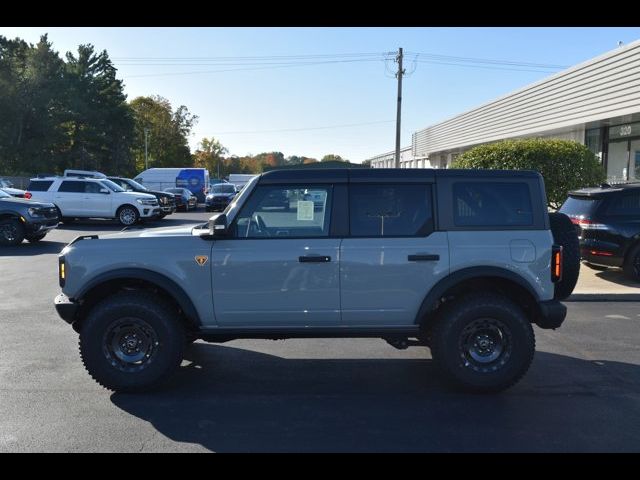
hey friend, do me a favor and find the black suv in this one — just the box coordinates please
[559,183,640,280]
[107,177,176,218]
[0,189,59,246]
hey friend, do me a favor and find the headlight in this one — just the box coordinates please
[136,198,157,206]
[28,207,44,217]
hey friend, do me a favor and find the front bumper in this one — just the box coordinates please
[25,218,59,234]
[535,300,567,329]
[139,207,161,218]
[55,293,78,324]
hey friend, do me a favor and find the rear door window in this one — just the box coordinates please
[27,180,54,191]
[349,184,433,237]
[453,182,533,227]
[605,193,640,216]
[58,181,85,193]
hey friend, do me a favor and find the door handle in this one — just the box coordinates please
[408,254,439,261]
[299,255,331,263]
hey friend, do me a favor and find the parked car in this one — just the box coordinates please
[55,168,578,393]
[135,168,209,203]
[164,187,197,211]
[26,172,160,226]
[0,188,59,246]
[559,183,640,280]
[205,183,237,212]
[0,178,27,198]
[107,177,176,218]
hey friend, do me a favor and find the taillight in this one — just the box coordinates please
[569,217,609,230]
[551,245,563,283]
[24,192,32,199]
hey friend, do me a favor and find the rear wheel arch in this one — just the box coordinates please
[415,267,541,330]
[72,269,201,332]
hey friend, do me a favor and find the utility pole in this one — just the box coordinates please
[394,47,404,169]
[144,128,150,170]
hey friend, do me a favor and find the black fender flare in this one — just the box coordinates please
[75,268,201,327]
[414,266,541,324]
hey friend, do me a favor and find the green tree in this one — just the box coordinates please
[452,138,605,209]
[0,35,68,175]
[321,154,346,162]
[193,137,228,178]
[63,44,134,175]
[129,95,197,172]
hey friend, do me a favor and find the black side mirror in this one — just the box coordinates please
[209,213,228,237]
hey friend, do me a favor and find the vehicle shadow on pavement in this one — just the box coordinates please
[594,269,639,287]
[110,344,640,452]
[1,240,68,256]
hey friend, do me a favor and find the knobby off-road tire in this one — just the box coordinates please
[549,212,580,300]
[26,233,47,243]
[0,218,25,246]
[79,292,185,393]
[430,293,535,393]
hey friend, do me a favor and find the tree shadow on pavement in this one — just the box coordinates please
[110,344,640,452]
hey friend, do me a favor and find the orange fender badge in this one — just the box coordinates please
[195,255,209,266]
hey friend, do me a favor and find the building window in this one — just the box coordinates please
[585,128,603,160]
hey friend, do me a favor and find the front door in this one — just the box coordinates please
[340,183,449,326]
[211,184,340,327]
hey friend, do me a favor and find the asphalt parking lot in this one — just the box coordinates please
[1,209,640,452]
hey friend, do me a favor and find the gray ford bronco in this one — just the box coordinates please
[54,168,579,393]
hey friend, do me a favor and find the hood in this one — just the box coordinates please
[100,224,201,240]
[122,191,156,200]
[209,192,235,198]
[1,187,26,196]
[0,196,54,208]
[148,190,173,198]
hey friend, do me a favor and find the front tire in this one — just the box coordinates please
[26,233,47,243]
[79,292,185,392]
[430,293,535,393]
[117,205,140,226]
[0,218,25,246]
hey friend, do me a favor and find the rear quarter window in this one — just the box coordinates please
[605,193,640,216]
[453,182,533,227]
[559,196,602,217]
[27,180,54,191]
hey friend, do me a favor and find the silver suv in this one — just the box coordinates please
[54,168,579,393]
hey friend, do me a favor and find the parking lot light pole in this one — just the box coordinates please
[144,128,150,170]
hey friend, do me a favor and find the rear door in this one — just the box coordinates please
[340,181,450,326]
[54,180,84,216]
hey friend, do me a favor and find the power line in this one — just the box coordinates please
[211,120,394,135]
[124,58,383,78]
[405,51,568,69]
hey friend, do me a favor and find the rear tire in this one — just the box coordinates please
[0,218,25,246]
[623,243,640,282]
[430,292,535,393]
[79,292,185,392]
[549,212,580,300]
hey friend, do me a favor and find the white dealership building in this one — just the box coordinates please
[368,39,640,182]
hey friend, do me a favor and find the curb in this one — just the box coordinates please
[566,293,640,302]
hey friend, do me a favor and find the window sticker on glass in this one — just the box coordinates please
[297,200,315,220]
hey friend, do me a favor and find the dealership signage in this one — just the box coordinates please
[609,122,640,140]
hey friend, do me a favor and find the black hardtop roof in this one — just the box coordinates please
[258,168,541,184]
[569,182,640,197]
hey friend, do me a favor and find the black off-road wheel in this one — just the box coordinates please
[79,292,186,393]
[430,293,535,393]
[623,243,640,282]
[549,212,580,300]
[0,218,25,246]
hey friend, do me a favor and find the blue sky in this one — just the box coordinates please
[2,27,640,162]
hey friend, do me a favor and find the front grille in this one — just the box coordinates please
[43,208,59,219]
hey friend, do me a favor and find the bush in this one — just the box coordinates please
[451,138,605,208]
